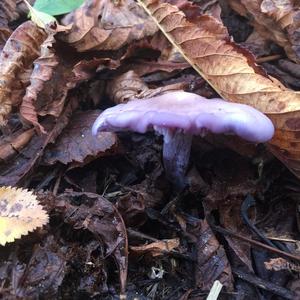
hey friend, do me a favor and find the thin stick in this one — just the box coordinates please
[212,225,300,262]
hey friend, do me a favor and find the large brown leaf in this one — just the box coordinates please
[138,0,300,177]
[227,0,300,63]
[60,0,158,52]
[20,32,59,132]
[0,21,47,125]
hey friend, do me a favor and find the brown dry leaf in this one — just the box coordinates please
[72,57,120,82]
[108,70,188,104]
[138,0,300,177]
[130,238,180,256]
[20,31,59,132]
[0,0,18,49]
[227,0,300,63]
[43,110,119,166]
[0,21,47,125]
[0,186,48,246]
[60,0,158,52]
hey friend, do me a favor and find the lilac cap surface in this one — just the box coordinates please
[92,91,274,143]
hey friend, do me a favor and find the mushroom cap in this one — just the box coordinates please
[92,91,274,143]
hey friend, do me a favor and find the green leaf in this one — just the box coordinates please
[33,0,84,16]
[24,0,57,28]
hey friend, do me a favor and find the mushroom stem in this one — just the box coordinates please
[162,129,193,189]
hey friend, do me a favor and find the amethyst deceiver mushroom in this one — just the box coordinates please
[92,91,274,189]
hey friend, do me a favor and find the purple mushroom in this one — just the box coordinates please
[92,91,274,189]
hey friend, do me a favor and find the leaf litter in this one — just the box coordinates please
[1,0,300,299]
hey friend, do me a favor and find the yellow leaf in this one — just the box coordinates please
[23,0,56,29]
[0,186,48,246]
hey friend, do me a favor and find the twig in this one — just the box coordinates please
[232,268,295,299]
[211,225,300,262]
[256,54,282,63]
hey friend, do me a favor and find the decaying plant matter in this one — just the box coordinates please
[1,0,300,299]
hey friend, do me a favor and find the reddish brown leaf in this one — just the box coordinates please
[0,21,47,125]
[43,110,119,166]
[130,238,180,256]
[72,57,120,82]
[20,32,59,132]
[60,0,158,52]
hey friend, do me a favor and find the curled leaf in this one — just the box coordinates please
[228,0,300,63]
[0,186,49,246]
[20,31,58,132]
[0,21,47,124]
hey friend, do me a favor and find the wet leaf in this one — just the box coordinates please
[60,0,158,52]
[130,238,179,256]
[20,31,59,132]
[57,191,128,295]
[0,21,47,125]
[0,186,48,246]
[34,0,84,16]
[176,214,233,290]
[43,110,119,165]
[137,0,300,178]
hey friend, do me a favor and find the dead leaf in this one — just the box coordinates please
[130,238,180,256]
[43,110,119,166]
[264,257,294,272]
[137,0,300,178]
[0,186,48,246]
[107,70,188,104]
[176,214,233,290]
[56,191,128,295]
[0,0,18,49]
[15,236,67,298]
[0,96,78,186]
[60,0,158,52]
[228,0,300,63]
[0,21,47,125]
[20,31,59,132]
